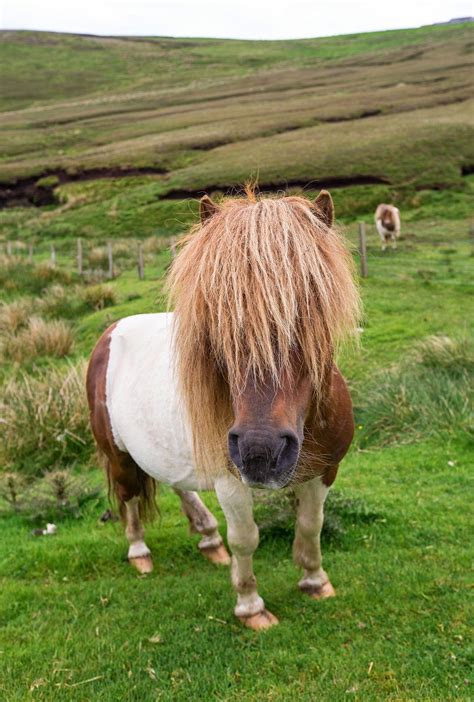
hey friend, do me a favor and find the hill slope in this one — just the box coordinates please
[0,23,472,238]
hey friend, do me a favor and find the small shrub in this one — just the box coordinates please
[0,361,92,476]
[2,317,74,362]
[82,284,117,311]
[355,335,474,447]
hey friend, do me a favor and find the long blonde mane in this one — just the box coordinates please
[168,194,361,479]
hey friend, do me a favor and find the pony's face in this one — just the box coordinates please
[228,363,312,489]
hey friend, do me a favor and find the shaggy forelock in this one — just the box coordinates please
[168,194,361,479]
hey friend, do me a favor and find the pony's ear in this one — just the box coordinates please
[313,190,334,227]
[199,195,218,223]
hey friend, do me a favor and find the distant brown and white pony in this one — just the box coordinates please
[87,190,361,629]
[375,203,400,250]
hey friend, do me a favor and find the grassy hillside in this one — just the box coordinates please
[0,23,473,245]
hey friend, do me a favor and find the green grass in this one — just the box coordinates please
[0,438,472,701]
[0,210,473,699]
[0,20,473,701]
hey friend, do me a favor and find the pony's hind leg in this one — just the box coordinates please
[215,474,278,630]
[173,488,230,565]
[106,453,156,575]
[293,474,336,600]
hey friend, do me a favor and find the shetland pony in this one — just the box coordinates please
[375,203,401,250]
[87,190,361,629]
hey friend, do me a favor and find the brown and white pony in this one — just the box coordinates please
[375,203,401,250]
[87,190,361,629]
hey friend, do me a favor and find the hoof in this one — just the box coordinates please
[200,544,231,566]
[308,581,336,600]
[238,609,279,630]
[129,555,153,574]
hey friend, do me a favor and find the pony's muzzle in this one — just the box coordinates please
[228,428,300,489]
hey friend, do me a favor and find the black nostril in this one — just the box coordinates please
[228,432,242,468]
[276,431,300,472]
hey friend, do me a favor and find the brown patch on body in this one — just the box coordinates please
[295,364,354,487]
[86,322,156,515]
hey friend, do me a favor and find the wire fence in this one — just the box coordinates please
[0,223,472,284]
[0,235,178,282]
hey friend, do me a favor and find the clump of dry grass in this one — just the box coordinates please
[1,317,74,362]
[36,283,83,319]
[82,283,117,310]
[0,299,33,334]
[33,262,72,287]
[87,246,108,267]
[0,361,91,476]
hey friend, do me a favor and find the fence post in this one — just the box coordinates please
[50,244,56,267]
[107,241,114,279]
[358,222,368,278]
[77,238,83,275]
[28,243,34,262]
[137,243,144,280]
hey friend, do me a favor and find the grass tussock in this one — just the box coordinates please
[82,283,117,310]
[0,258,73,295]
[356,335,473,447]
[1,316,74,362]
[87,246,109,267]
[37,283,84,319]
[254,488,382,544]
[0,470,102,520]
[0,298,33,333]
[0,361,91,476]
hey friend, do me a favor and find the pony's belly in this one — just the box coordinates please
[106,313,203,491]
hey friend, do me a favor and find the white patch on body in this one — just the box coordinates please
[106,313,202,490]
[128,541,151,559]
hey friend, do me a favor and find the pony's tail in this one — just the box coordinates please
[101,451,159,523]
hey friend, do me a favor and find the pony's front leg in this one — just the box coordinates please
[214,474,278,630]
[173,488,231,565]
[124,496,153,574]
[293,475,336,600]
